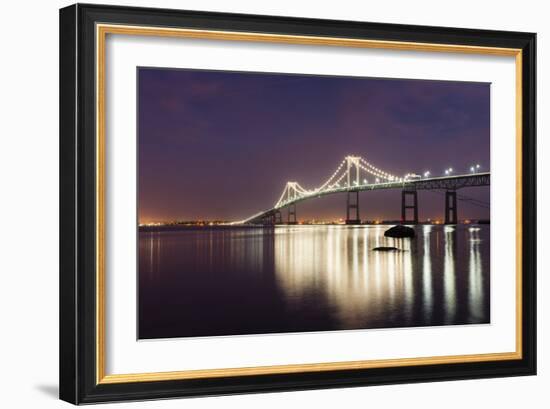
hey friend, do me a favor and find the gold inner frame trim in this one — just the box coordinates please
[96,23,523,385]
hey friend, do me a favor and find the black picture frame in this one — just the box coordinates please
[60,3,536,404]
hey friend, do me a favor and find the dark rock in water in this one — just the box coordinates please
[384,225,415,238]
[372,246,400,252]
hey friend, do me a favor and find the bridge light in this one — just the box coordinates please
[445,170,449,175]
[476,164,480,169]
[376,177,380,183]
[363,179,367,184]
[470,166,475,173]
[449,168,453,172]
[424,171,430,177]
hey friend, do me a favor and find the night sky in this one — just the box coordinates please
[138,68,490,223]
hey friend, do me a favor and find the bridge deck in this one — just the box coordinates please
[239,172,489,224]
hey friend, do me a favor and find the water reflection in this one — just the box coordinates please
[422,225,433,321]
[443,225,457,324]
[139,224,490,339]
[468,227,484,321]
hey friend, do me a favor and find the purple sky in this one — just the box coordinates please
[138,68,490,223]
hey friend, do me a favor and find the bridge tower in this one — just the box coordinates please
[344,156,362,224]
[262,213,275,226]
[280,182,300,224]
[274,209,282,224]
[286,182,300,200]
[401,189,419,224]
[445,190,458,224]
[345,156,361,188]
[345,191,361,224]
[287,203,297,224]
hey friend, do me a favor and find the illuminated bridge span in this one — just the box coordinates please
[237,155,490,225]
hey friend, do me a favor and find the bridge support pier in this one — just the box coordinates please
[274,209,282,224]
[445,190,458,224]
[262,214,275,226]
[401,190,418,224]
[287,203,297,225]
[346,190,361,225]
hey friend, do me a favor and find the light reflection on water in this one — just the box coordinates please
[139,224,490,339]
[443,225,457,324]
[422,225,433,322]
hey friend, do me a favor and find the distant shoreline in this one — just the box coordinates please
[139,221,490,232]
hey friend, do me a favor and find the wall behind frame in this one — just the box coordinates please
[0,0,546,408]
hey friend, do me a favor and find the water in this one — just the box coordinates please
[138,224,490,339]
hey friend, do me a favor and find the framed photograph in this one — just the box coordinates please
[59,3,536,404]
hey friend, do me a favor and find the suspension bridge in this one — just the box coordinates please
[235,155,490,226]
